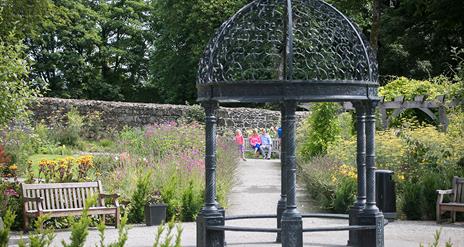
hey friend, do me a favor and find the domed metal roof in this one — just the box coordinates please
[197,0,379,103]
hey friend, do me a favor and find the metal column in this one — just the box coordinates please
[276,104,287,243]
[359,101,384,247]
[281,101,302,247]
[196,101,225,247]
[348,102,367,246]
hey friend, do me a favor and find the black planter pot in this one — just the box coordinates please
[144,203,167,226]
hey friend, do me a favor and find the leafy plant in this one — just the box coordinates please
[128,171,152,223]
[19,214,56,247]
[419,228,454,247]
[61,196,97,247]
[52,108,84,147]
[153,218,183,247]
[299,103,341,160]
[333,176,356,213]
[0,32,40,128]
[0,209,15,247]
[180,179,203,222]
[97,212,129,247]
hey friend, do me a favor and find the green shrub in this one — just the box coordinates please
[401,180,423,220]
[180,179,203,222]
[61,196,96,247]
[299,103,341,160]
[52,108,84,147]
[333,176,356,213]
[128,172,152,223]
[298,156,339,211]
[153,218,183,247]
[379,76,456,101]
[0,209,15,247]
[0,182,23,230]
[97,212,129,247]
[18,214,56,247]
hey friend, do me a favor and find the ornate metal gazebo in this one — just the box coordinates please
[196,0,385,246]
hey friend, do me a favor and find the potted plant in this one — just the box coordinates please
[144,190,167,226]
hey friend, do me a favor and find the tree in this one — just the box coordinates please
[0,35,40,128]
[0,0,50,41]
[150,0,247,104]
[27,0,154,101]
[379,0,464,79]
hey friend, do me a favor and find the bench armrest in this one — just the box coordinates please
[436,189,453,204]
[437,189,453,195]
[99,193,120,208]
[99,193,120,199]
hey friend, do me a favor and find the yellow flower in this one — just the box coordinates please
[9,164,17,171]
[39,159,48,167]
[77,155,94,167]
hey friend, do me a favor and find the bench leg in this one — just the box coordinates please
[115,209,120,228]
[436,206,441,223]
[23,214,29,232]
[451,211,456,223]
[100,214,105,225]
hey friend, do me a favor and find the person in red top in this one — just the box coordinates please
[235,129,246,161]
[249,128,264,158]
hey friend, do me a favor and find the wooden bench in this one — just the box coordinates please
[243,138,281,159]
[21,181,120,230]
[436,176,464,223]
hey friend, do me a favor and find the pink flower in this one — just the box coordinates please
[4,188,19,197]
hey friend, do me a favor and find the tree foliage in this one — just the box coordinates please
[27,0,154,101]
[0,35,40,128]
[378,0,464,79]
[1,0,463,103]
[150,0,247,103]
[299,103,341,161]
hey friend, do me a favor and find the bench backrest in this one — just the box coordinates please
[243,138,281,151]
[21,181,104,212]
[452,176,464,203]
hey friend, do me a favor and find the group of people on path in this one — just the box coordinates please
[234,127,282,161]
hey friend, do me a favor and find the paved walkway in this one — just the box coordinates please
[39,159,464,246]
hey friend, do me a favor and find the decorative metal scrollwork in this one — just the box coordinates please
[198,0,378,84]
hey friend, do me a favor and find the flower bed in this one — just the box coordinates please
[0,118,238,229]
[298,110,464,219]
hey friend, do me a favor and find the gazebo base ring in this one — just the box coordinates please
[207,213,388,233]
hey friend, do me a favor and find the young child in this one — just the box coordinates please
[248,128,263,158]
[235,129,246,161]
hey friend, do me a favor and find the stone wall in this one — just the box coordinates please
[31,98,308,133]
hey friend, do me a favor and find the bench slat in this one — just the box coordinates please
[58,188,64,209]
[22,182,99,190]
[65,188,70,208]
[80,188,87,206]
[72,188,78,208]
[45,189,51,210]
[51,188,56,210]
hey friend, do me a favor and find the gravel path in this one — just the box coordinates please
[30,159,464,246]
